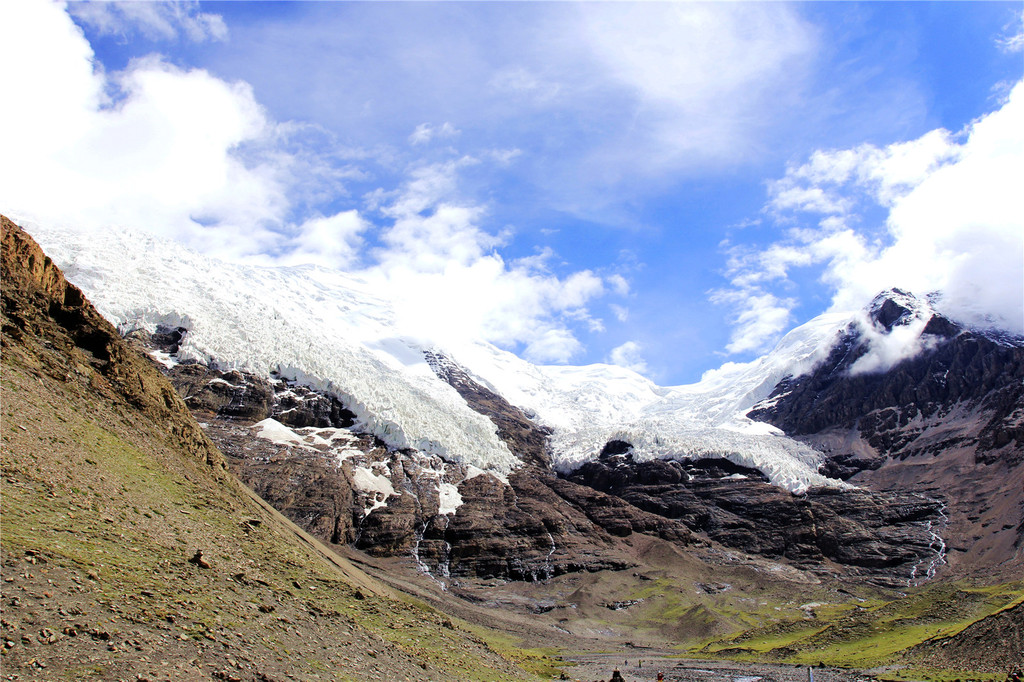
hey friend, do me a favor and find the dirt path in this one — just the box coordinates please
[560,652,867,682]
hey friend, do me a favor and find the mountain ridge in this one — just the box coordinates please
[5,215,1023,675]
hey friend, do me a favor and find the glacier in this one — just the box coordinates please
[27,221,856,492]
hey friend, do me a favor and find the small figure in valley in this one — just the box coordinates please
[657,674,665,681]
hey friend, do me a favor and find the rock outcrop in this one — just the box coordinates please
[179,357,695,583]
[1,216,227,473]
[565,450,946,587]
[749,289,1024,467]
[58,251,1020,588]
[748,289,1024,578]
[124,316,956,587]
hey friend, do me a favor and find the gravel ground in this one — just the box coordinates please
[560,652,867,682]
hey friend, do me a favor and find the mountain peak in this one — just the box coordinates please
[866,288,964,340]
[867,288,930,332]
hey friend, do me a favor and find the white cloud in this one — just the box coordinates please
[279,211,368,269]
[608,341,648,375]
[998,11,1024,54]
[709,289,796,355]
[408,122,460,146]
[69,1,228,42]
[524,329,582,365]
[0,1,285,260]
[718,80,1024,355]
[577,3,816,169]
[606,274,630,297]
[610,304,629,323]
[848,312,938,376]
[362,161,611,363]
[487,148,523,166]
[769,129,961,215]
[0,2,622,367]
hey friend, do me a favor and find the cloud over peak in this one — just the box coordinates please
[717,80,1024,354]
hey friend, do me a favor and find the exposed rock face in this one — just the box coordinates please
[1,216,227,474]
[565,450,946,587]
[179,354,695,583]
[747,289,1024,578]
[749,289,1024,468]
[102,278,1020,586]
[124,321,952,587]
[425,351,551,468]
[127,328,358,429]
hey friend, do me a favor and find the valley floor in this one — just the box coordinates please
[561,653,862,682]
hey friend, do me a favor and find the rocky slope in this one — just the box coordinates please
[132,321,947,589]
[749,289,1024,578]
[909,598,1023,673]
[130,332,695,583]
[95,267,1019,592]
[566,451,945,585]
[0,215,541,681]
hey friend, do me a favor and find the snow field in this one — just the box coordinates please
[31,222,863,492]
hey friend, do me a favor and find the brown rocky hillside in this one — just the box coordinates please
[0,215,542,681]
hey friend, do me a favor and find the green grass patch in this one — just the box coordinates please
[688,580,1023,672]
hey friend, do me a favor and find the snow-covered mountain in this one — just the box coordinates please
[27,221,853,492]
[14,217,1022,586]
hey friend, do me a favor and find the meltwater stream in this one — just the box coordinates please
[908,498,948,587]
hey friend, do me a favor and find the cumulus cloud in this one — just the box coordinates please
[0,2,621,366]
[717,80,1024,354]
[365,161,614,363]
[709,289,797,355]
[0,0,285,259]
[608,341,648,374]
[279,211,368,269]
[69,1,228,42]
[767,128,961,214]
[848,312,938,376]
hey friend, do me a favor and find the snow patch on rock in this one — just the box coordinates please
[438,483,463,516]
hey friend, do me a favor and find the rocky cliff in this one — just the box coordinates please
[131,318,950,588]
[748,289,1024,577]
[129,331,696,583]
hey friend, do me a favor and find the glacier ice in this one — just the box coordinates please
[28,221,860,492]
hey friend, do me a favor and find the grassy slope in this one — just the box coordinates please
[519,534,1021,677]
[684,580,1022,677]
[0,218,541,681]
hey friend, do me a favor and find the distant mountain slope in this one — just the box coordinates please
[0,216,538,680]
[908,598,1023,673]
[749,289,1024,578]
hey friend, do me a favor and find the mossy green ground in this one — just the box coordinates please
[2,352,542,680]
[684,580,1021,674]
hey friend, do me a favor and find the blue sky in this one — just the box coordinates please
[1,1,1021,384]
